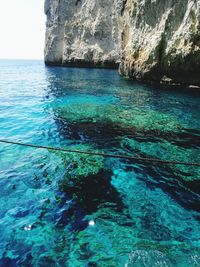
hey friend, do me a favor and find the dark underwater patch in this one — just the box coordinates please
[56,169,124,230]
[165,128,200,149]
[54,115,200,151]
[0,257,18,267]
[139,164,200,213]
[54,117,135,143]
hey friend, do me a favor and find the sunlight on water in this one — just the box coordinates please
[0,59,199,266]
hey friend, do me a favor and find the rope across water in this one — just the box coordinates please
[0,139,200,167]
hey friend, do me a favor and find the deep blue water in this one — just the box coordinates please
[0,59,199,266]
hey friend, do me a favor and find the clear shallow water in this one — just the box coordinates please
[0,59,200,267]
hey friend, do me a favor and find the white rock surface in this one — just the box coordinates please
[44,0,200,85]
[44,0,122,68]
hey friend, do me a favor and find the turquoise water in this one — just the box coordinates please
[0,59,199,267]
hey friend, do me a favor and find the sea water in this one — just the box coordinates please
[0,59,199,266]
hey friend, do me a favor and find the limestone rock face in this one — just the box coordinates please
[45,0,200,85]
[119,0,200,85]
[44,0,122,68]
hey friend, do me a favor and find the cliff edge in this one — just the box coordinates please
[44,0,200,86]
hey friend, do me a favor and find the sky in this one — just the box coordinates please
[0,0,46,59]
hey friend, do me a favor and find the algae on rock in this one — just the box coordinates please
[57,103,182,133]
[121,137,200,182]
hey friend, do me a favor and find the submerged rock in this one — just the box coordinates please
[57,103,181,133]
[121,137,200,182]
[51,144,105,179]
[44,0,200,86]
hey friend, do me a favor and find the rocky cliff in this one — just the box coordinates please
[44,0,200,85]
[44,0,122,68]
